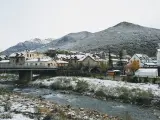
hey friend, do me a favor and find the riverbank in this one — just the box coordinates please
[1,74,160,119]
[0,88,120,120]
[30,76,160,107]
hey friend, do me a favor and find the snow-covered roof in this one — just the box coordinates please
[0,60,9,63]
[0,55,6,59]
[56,60,68,64]
[57,54,85,60]
[152,60,157,63]
[135,54,149,59]
[111,54,117,57]
[9,50,42,57]
[9,52,26,57]
[136,68,157,72]
[144,63,157,66]
[111,58,119,61]
[70,51,79,54]
[96,59,107,62]
[26,50,36,53]
[113,70,120,72]
[48,48,56,50]
[123,55,131,59]
[78,55,96,62]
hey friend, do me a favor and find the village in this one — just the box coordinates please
[0,47,159,82]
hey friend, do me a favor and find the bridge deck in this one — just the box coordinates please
[0,64,58,71]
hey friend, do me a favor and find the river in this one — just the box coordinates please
[12,87,160,120]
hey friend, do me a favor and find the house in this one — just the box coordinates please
[129,54,150,67]
[56,60,69,67]
[9,50,45,61]
[78,55,98,67]
[9,53,25,65]
[57,54,85,67]
[78,55,106,68]
[24,50,45,60]
[25,57,57,67]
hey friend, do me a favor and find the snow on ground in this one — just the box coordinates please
[2,114,33,120]
[32,76,77,87]
[31,76,160,97]
[83,77,160,96]
[0,94,35,120]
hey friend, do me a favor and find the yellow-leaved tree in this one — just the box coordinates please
[130,59,140,73]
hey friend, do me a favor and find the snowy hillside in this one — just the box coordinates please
[2,21,160,56]
[1,38,54,55]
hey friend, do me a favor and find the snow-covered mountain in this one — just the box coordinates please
[2,21,160,56]
[29,38,52,44]
[2,38,54,55]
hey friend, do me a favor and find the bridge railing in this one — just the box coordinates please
[0,64,57,69]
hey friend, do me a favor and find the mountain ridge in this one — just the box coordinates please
[2,22,160,56]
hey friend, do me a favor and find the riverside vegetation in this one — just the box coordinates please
[31,77,159,108]
[1,74,160,119]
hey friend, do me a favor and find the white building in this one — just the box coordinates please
[135,68,158,78]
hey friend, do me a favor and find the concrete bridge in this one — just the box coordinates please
[0,64,57,82]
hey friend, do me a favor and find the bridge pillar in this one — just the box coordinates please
[19,70,32,82]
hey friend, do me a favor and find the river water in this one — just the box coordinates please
[13,87,160,120]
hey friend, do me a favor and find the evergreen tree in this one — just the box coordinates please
[108,49,113,69]
[119,49,123,67]
[45,49,57,59]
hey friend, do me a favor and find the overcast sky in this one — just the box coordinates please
[0,0,160,51]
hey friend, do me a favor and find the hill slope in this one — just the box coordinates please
[2,22,160,56]
[71,22,160,56]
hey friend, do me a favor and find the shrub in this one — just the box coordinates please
[43,114,52,120]
[115,87,154,104]
[75,80,89,93]
[4,102,11,112]
[152,78,157,84]
[39,83,47,88]
[144,77,149,83]
[0,88,10,95]
[50,80,73,90]
[72,77,79,81]
[50,81,62,90]
[136,89,153,98]
[95,89,106,97]
[0,113,12,119]
[130,76,138,83]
